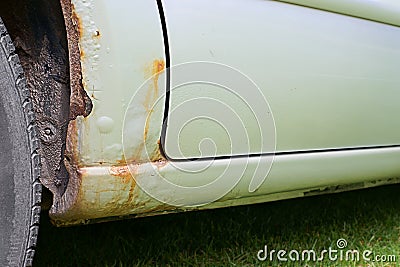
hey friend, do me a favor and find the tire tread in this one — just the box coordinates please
[0,17,41,267]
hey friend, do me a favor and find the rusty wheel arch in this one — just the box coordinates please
[0,0,92,210]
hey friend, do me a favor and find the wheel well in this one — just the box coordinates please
[0,0,89,209]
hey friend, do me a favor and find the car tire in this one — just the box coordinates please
[0,17,41,267]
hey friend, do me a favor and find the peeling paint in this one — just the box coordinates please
[110,165,133,184]
[48,0,94,215]
[60,0,93,120]
[46,0,400,227]
[49,1,172,225]
[50,119,81,217]
[50,56,168,223]
[50,161,400,227]
[50,162,183,226]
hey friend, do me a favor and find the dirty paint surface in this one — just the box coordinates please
[51,146,400,226]
[50,0,400,226]
[50,0,167,220]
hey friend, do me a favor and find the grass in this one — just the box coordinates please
[34,184,400,266]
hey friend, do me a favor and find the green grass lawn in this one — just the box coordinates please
[34,184,400,266]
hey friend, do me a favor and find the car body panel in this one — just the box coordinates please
[50,0,400,225]
[68,0,166,166]
[163,0,400,158]
[52,146,400,225]
[277,0,400,27]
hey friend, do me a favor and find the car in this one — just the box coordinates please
[1,0,400,265]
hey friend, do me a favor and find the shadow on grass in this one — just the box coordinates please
[34,184,400,266]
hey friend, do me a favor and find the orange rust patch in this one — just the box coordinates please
[72,9,84,59]
[143,117,150,141]
[71,4,83,38]
[143,59,165,99]
[152,59,165,78]
[150,148,164,163]
[110,166,132,184]
[141,59,165,154]
[109,165,138,205]
[152,59,165,96]
[151,139,165,162]
[65,120,79,165]
[143,59,165,111]
[122,59,167,164]
[116,156,127,165]
[61,0,92,120]
[144,59,165,77]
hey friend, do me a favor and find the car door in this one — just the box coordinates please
[162,0,400,159]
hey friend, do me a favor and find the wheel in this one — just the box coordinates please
[0,18,41,267]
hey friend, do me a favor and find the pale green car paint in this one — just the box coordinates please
[50,0,400,225]
[279,0,400,27]
[164,0,400,157]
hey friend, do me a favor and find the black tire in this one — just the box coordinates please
[0,18,41,267]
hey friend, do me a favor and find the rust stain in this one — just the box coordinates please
[116,155,127,165]
[109,164,138,207]
[130,59,166,161]
[150,148,163,163]
[151,59,165,96]
[50,3,169,226]
[151,139,162,162]
[50,119,84,223]
[71,3,83,37]
[143,59,165,141]
[144,59,165,93]
[60,0,92,120]
[50,0,93,220]
[152,159,168,169]
[143,119,150,141]
[65,119,79,166]
[145,59,165,77]
[71,4,84,59]
[79,48,85,58]
[143,59,165,112]
[110,165,132,184]
[153,59,165,73]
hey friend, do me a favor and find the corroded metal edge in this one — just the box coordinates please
[50,0,93,217]
[60,0,92,120]
[51,0,166,219]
